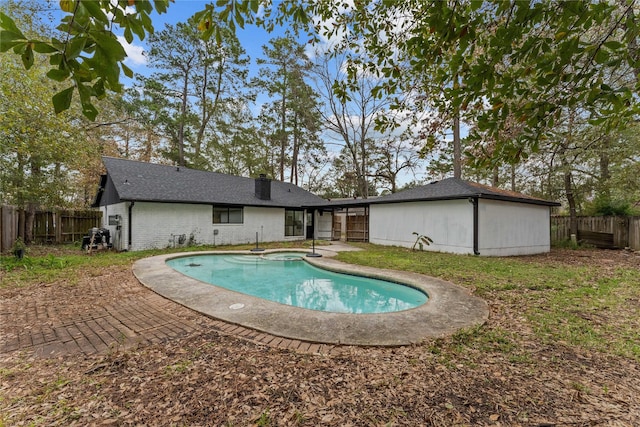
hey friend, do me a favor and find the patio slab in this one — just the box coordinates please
[132,247,489,346]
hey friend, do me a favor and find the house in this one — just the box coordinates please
[361,178,560,256]
[93,157,559,256]
[92,157,332,251]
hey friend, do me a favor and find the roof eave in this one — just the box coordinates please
[114,196,316,209]
[478,194,561,207]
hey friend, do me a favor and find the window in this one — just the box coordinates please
[285,209,304,236]
[213,206,243,224]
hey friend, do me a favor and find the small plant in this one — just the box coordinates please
[255,409,271,426]
[11,237,26,259]
[411,232,433,251]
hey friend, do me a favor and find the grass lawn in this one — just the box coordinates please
[1,242,639,426]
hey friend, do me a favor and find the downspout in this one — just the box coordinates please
[128,201,135,251]
[469,197,480,255]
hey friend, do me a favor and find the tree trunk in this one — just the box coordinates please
[561,109,578,238]
[178,71,189,167]
[453,110,461,179]
[18,208,26,241]
[24,203,37,244]
[279,71,288,181]
[194,61,209,162]
[564,166,578,237]
[492,165,499,187]
[511,163,516,192]
[290,113,299,185]
[599,135,611,199]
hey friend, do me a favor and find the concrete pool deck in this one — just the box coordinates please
[132,245,489,346]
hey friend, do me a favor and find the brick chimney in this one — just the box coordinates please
[255,174,271,200]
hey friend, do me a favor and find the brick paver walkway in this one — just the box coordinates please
[1,268,343,358]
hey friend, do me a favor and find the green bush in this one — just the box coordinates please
[584,196,637,216]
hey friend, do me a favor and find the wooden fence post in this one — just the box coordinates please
[0,205,19,252]
[55,211,62,244]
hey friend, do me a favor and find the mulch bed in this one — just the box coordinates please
[1,248,639,426]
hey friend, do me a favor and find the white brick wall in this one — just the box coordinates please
[102,202,306,251]
[129,202,211,251]
[212,206,301,246]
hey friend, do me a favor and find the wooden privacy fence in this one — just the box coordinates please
[551,216,640,250]
[0,205,102,252]
[346,214,369,242]
[0,205,19,254]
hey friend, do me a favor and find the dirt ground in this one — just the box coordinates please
[1,248,639,426]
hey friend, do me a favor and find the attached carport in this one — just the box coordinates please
[316,199,372,243]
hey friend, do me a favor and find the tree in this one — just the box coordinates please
[253,35,311,181]
[141,15,251,168]
[306,1,639,164]
[3,1,638,153]
[312,49,395,198]
[369,135,422,194]
[0,35,95,241]
[145,22,199,166]
[209,99,269,176]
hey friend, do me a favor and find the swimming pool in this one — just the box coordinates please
[133,249,489,346]
[167,254,427,314]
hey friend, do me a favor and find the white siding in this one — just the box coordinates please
[478,199,551,256]
[315,210,333,240]
[369,200,474,254]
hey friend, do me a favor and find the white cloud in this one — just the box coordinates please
[117,35,147,67]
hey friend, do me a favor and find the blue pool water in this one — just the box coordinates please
[166,254,428,314]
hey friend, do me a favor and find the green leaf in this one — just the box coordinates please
[91,31,127,61]
[135,1,153,14]
[235,8,245,28]
[49,52,63,66]
[124,26,133,44]
[32,41,58,53]
[603,40,623,50]
[77,82,99,120]
[93,78,105,98]
[59,0,75,13]
[82,102,99,120]
[65,36,86,60]
[0,12,26,38]
[129,15,146,40]
[47,68,71,81]
[154,0,169,14]
[140,12,153,34]
[52,86,75,114]
[0,31,25,52]
[594,48,609,64]
[80,0,109,24]
[21,44,34,69]
[121,62,133,78]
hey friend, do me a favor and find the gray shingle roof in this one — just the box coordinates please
[99,157,325,208]
[317,178,558,207]
[368,177,560,206]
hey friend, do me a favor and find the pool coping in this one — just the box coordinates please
[132,248,489,346]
